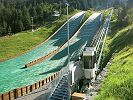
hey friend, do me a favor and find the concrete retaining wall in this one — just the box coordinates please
[0,72,59,100]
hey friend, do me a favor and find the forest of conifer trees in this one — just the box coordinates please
[0,0,132,36]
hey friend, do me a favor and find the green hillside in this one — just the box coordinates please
[95,7,133,100]
[95,24,133,100]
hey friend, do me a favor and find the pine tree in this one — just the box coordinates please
[8,26,12,35]
[0,25,3,36]
[2,21,7,35]
[17,9,23,20]
[36,4,43,25]
[22,6,31,30]
[19,20,24,31]
[29,7,37,17]
[15,19,24,32]
[36,4,43,16]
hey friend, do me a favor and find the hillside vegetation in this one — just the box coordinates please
[0,0,75,36]
[95,7,133,100]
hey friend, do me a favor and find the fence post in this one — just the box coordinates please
[21,87,27,96]
[16,88,22,98]
[2,92,9,100]
[40,80,43,87]
[9,90,14,100]
[26,85,31,94]
[32,84,36,91]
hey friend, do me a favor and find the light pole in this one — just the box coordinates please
[66,2,71,99]
[66,3,70,70]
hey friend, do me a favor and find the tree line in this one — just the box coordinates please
[113,0,133,27]
[0,0,132,36]
[0,0,77,36]
[0,0,113,36]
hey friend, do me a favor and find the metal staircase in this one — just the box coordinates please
[49,73,70,100]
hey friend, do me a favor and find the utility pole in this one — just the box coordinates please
[66,3,70,71]
[66,2,71,99]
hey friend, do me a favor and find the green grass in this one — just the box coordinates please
[95,8,133,100]
[0,10,80,61]
[95,25,133,100]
